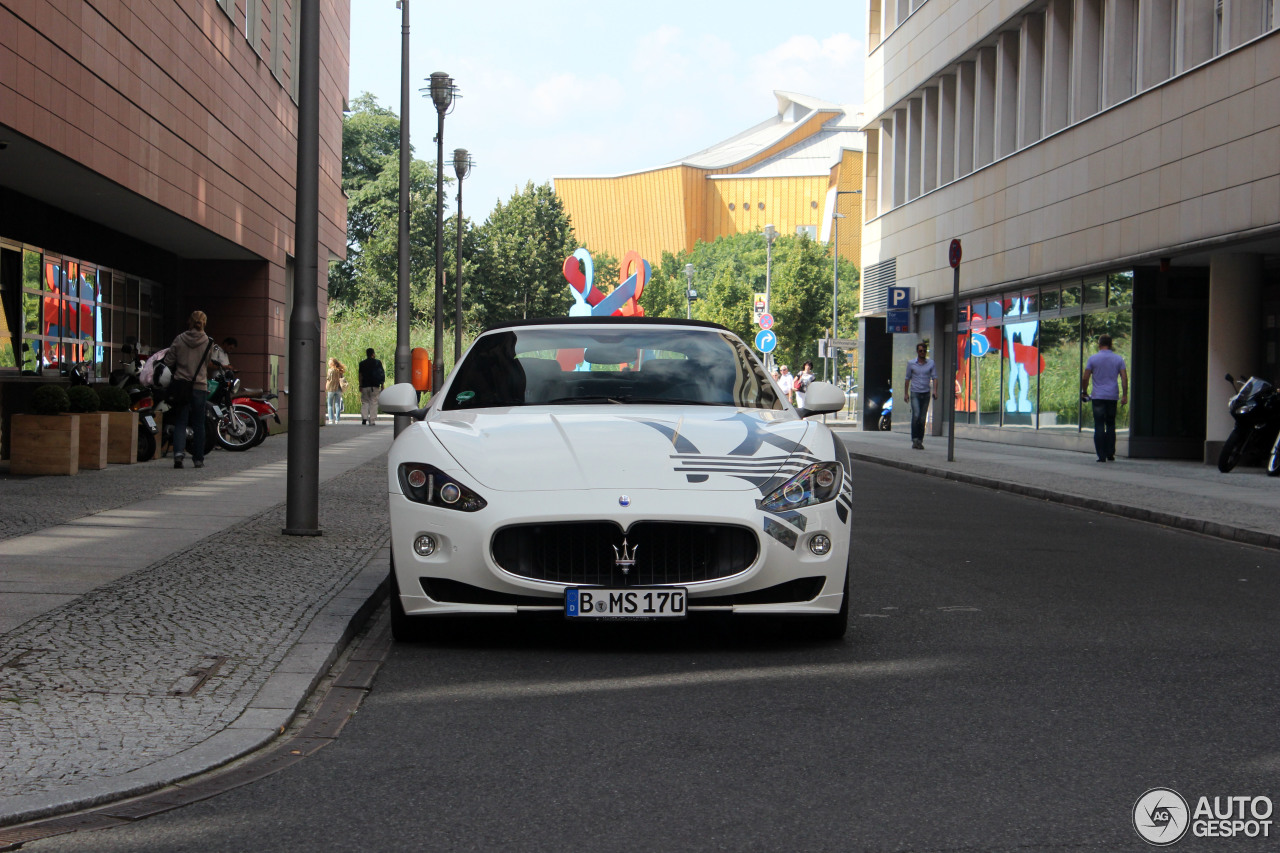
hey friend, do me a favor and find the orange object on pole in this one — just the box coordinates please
[411,347,432,392]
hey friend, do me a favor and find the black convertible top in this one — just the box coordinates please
[483,316,730,333]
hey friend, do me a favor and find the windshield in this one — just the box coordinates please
[441,326,782,411]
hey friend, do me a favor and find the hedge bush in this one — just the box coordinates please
[95,384,132,412]
[30,384,71,416]
[67,385,100,413]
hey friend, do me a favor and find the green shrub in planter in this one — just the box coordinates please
[68,385,100,413]
[31,384,71,416]
[95,384,132,412]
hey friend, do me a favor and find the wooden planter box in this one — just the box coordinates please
[105,411,140,463]
[77,412,109,470]
[10,413,80,476]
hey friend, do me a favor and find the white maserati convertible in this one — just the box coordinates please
[378,317,853,641]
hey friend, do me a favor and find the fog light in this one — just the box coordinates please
[809,534,832,555]
[413,535,437,557]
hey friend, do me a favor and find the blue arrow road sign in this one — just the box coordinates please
[755,329,777,353]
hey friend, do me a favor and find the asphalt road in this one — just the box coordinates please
[28,462,1280,853]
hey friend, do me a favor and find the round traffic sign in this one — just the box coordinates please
[949,238,962,269]
[758,313,774,330]
[754,329,777,353]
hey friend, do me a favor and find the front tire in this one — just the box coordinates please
[1218,427,1246,473]
[879,413,891,431]
[137,425,156,462]
[1267,433,1280,477]
[215,407,261,450]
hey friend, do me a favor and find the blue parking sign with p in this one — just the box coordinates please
[889,287,912,310]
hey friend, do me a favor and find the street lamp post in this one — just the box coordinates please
[831,213,845,386]
[393,0,411,437]
[426,72,455,395]
[763,223,777,371]
[684,263,695,319]
[451,149,471,364]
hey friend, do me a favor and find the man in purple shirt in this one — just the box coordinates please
[905,342,937,449]
[1081,335,1129,462]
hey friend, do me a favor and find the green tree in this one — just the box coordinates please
[329,93,449,322]
[638,231,860,376]
[469,182,577,328]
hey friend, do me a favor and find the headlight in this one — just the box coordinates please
[397,463,487,512]
[756,462,843,512]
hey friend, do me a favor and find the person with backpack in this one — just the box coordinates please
[358,347,386,426]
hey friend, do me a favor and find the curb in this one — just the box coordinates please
[847,451,1280,552]
[0,545,390,829]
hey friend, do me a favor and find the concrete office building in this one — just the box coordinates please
[0,0,349,455]
[858,0,1279,460]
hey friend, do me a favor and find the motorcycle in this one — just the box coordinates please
[879,393,893,431]
[207,367,262,451]
[1217,374,1280,475]
[232,385,280,449]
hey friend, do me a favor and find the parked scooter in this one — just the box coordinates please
[1217,374,1280,474]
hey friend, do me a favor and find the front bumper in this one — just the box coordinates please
[388,486,850,618]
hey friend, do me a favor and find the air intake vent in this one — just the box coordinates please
[861,257,897,313]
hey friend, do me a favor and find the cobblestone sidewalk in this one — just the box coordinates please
[0,448,389,825]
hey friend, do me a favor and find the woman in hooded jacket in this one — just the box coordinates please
[162,310,225,469]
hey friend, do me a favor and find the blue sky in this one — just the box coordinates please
[347,0,868,218]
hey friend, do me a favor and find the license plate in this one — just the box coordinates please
[566,587,687,619]
[143,415,157,432]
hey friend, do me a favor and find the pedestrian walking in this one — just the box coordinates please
[162,310,228,469]
[326,357,347,425]
[777,365,795,405]
[358,348,385,425]
[795,361,815,409]
[905,342,937,449]
[1081,334,1129,462]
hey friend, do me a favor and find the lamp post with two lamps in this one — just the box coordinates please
[423,71,457,395]
[830,189,862,394]
[451,148,472,363]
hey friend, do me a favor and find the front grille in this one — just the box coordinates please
[491,521,758,586]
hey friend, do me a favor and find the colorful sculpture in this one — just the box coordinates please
[559,248,649,371]
[562,248,647,318]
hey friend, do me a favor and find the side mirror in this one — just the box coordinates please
[379,382,428,420]
[795,381,846,417]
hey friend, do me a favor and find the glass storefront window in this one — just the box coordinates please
[1002,293,1040,427]
[1083,277,1106,306]
[5,246,163,377]
[1038,314,1082,430]
[1108,271,1134,307]
[1041,285,1060,312]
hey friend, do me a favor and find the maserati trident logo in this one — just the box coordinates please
[612,538,638,574]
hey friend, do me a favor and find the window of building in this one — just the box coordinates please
[947,275,1133,435]
[4,243,164,379]
[0,245,21,370]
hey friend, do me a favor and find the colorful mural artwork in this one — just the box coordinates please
[559,248,649,371]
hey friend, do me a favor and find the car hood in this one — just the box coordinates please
[428,407,815,492]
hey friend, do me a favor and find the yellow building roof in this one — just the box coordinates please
[554,92,865,264]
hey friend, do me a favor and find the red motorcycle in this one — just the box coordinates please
[231,385,280,449]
